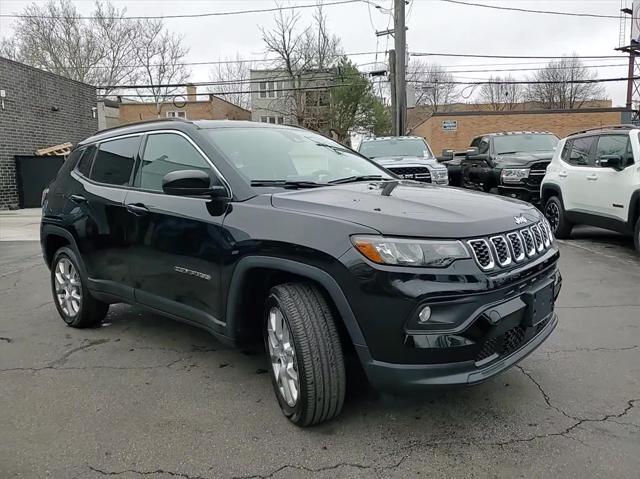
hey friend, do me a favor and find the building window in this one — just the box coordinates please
[259,81,283,99]
[260,116,285,124]
[167,111,186,119]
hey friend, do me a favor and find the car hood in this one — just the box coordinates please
[494,151,554,167]
[271,181,541,238]
[372,156,445,168]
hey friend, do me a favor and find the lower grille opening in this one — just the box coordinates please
[474,326,526,365]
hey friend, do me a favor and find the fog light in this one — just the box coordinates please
[418,306,432,324]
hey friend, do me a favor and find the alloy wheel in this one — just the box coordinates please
[54,258,82,317]
[545,201,560,233]
[266,306,299,407]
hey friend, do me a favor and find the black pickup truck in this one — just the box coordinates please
[441,131,559,206]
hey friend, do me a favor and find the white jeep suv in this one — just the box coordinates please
[541,125,640,253]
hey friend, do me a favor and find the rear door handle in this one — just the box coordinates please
[558,172,568,178]
[587,174,598,181]
[126,203,150,216]
[69,194,86,203]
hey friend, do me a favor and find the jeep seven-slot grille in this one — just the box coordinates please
[389,166,431,182]
[490,236,511,267]
[467,221,553,272]
[506,232,525,262]
[468,239,494,270]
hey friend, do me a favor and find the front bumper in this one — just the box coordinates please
[358,312,557,391]
[497,185,542,206]
[339,244,560,391]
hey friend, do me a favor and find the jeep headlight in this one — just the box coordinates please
[501,168,530,183]
[351,235,469,267]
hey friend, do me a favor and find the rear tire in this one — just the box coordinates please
[51,247,109,328]
[634,217,640,255]
[264,283,346,426]
[544,196,572,239]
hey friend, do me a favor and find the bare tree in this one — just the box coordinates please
[407,61,459,111]
[260,4,342,127]
[0,0,139,92]
[526,55,606,109]
[208,54,252,110]
[133,19,190,117]
[478,75,523,111]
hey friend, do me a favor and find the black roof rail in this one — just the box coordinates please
[569,124,638,136]
[93,117,192,136]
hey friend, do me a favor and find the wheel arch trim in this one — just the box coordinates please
[225,256,367,347]
[541,182,563,206]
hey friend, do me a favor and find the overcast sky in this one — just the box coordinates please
[0,0,633,105]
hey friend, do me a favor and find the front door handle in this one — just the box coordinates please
[69,194,86,203]
[587,174,598,181]
[126,203,149,216]
[558,172,568,178]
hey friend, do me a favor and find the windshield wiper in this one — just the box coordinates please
[250,179,329,189]
[328,175,385,184]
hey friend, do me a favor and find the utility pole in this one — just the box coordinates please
[389,49,397,135]
[394,0,406,135]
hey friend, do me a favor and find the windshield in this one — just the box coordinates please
[493,134,559,155]
[204,127,392,184]
[359,138,434,159]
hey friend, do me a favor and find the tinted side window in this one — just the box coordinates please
[560,140,572,162]
[595,135,632,168]
[136,133,210,191]
[567,137,594,166]
[477,137,490,154]
[91,137,139,186]
[76,145,96,177]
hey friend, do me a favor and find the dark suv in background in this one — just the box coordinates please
[442,131,559,206]
[41,119,561,426]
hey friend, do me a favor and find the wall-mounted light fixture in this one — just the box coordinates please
[0,90,5,110]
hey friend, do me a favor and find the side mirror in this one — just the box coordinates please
[599,155,624,171]
[441,149,454,160]
[162,170,228,198]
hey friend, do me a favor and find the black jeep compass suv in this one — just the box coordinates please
[41,119,561,426]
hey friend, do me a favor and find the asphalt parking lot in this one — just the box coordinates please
[1,219,639,478]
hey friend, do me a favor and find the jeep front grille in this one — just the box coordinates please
[506,232,526,262]
[467,221,553,272]
[490,236,511,267]
[468,239,494,270]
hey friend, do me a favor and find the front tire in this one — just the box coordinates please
[544,196,572,239]
[51,247,109,328]
[264,283,346,426]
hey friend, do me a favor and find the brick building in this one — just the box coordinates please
[118,85,250,124]
[0,57,97,210]
[409,107,631,155]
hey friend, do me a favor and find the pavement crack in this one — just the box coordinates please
[0,356,192,373]
[516,365,579,420]
[0,336,12,343]
[544,345,638,355]
[48,339,112,367]
[88,465,210,479]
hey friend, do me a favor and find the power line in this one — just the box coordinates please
[17,51,380,71]
[0,0,372,19]
[408,76,638,86]
[97,82,360,98]
[409,63,628,75]
[440,0,621,20]
[411,52,624,60]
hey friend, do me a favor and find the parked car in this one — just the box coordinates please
[358,136,449,185]
[541,124,640,253]
[442,131,559,205]
[41,119,561,426]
